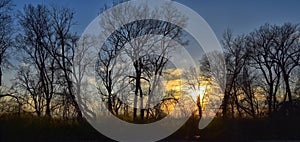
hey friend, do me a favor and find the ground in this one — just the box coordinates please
[1,114,300,141]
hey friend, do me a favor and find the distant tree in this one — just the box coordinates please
[15,65,44,116]
[237,62,260,117]
[0,87,23,115]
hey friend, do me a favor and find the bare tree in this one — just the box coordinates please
[182,66,203,118]
[0,86,23,115]
[0,0,14,86]
[16,4,82,119]
[95,34,130,116]
[73,35,97,120]
[222,30,249,118]
[14,65,45,116]
[248,24,282,115]
[95,2,187,121]
[16,5,56,117]
[270,23,300,112]
[293,68,300,98]
[247,23,300,115]
[49,6,83,120]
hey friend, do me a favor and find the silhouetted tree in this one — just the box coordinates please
[16,5,56,117]
[222,30,249,118]
[16,4,82,119]
[270,23,300,113]
[248,24,282,115]
[95,2,187,121]
[50,6,83,120]
[0,0,14,86]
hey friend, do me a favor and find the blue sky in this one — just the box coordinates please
[177,0,300,38]
[14,0,300,39]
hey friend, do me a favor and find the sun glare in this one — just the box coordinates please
[190,86,206,102]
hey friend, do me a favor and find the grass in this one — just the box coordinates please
[1,114,300,141]
[0,114,114,142]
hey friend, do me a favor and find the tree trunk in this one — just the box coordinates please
[45,98,51,117]
[197,95,202,119]
[222,90,230,118]
[283,71,293,113]
[133,59,143,120]
[268,86,273,115]
[133,95,138,120]
[75,83,96,120]
[62,38,83,121]
[139,84,144,120]
[133,70,140,120]
[108,94,113,113]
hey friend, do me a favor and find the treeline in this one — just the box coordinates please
[220,24,300,118]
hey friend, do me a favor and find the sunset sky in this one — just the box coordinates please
[1,1,299,141]
[4,0,300,87]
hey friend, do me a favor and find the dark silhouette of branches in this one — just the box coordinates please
[0,0,14,86]
[15,4,82,119]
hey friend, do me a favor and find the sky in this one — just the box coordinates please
[4,0,300,87]
[14,0,300,39]
[178,0,300,38]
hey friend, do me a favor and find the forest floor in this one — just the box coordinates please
[1,114,300,141]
